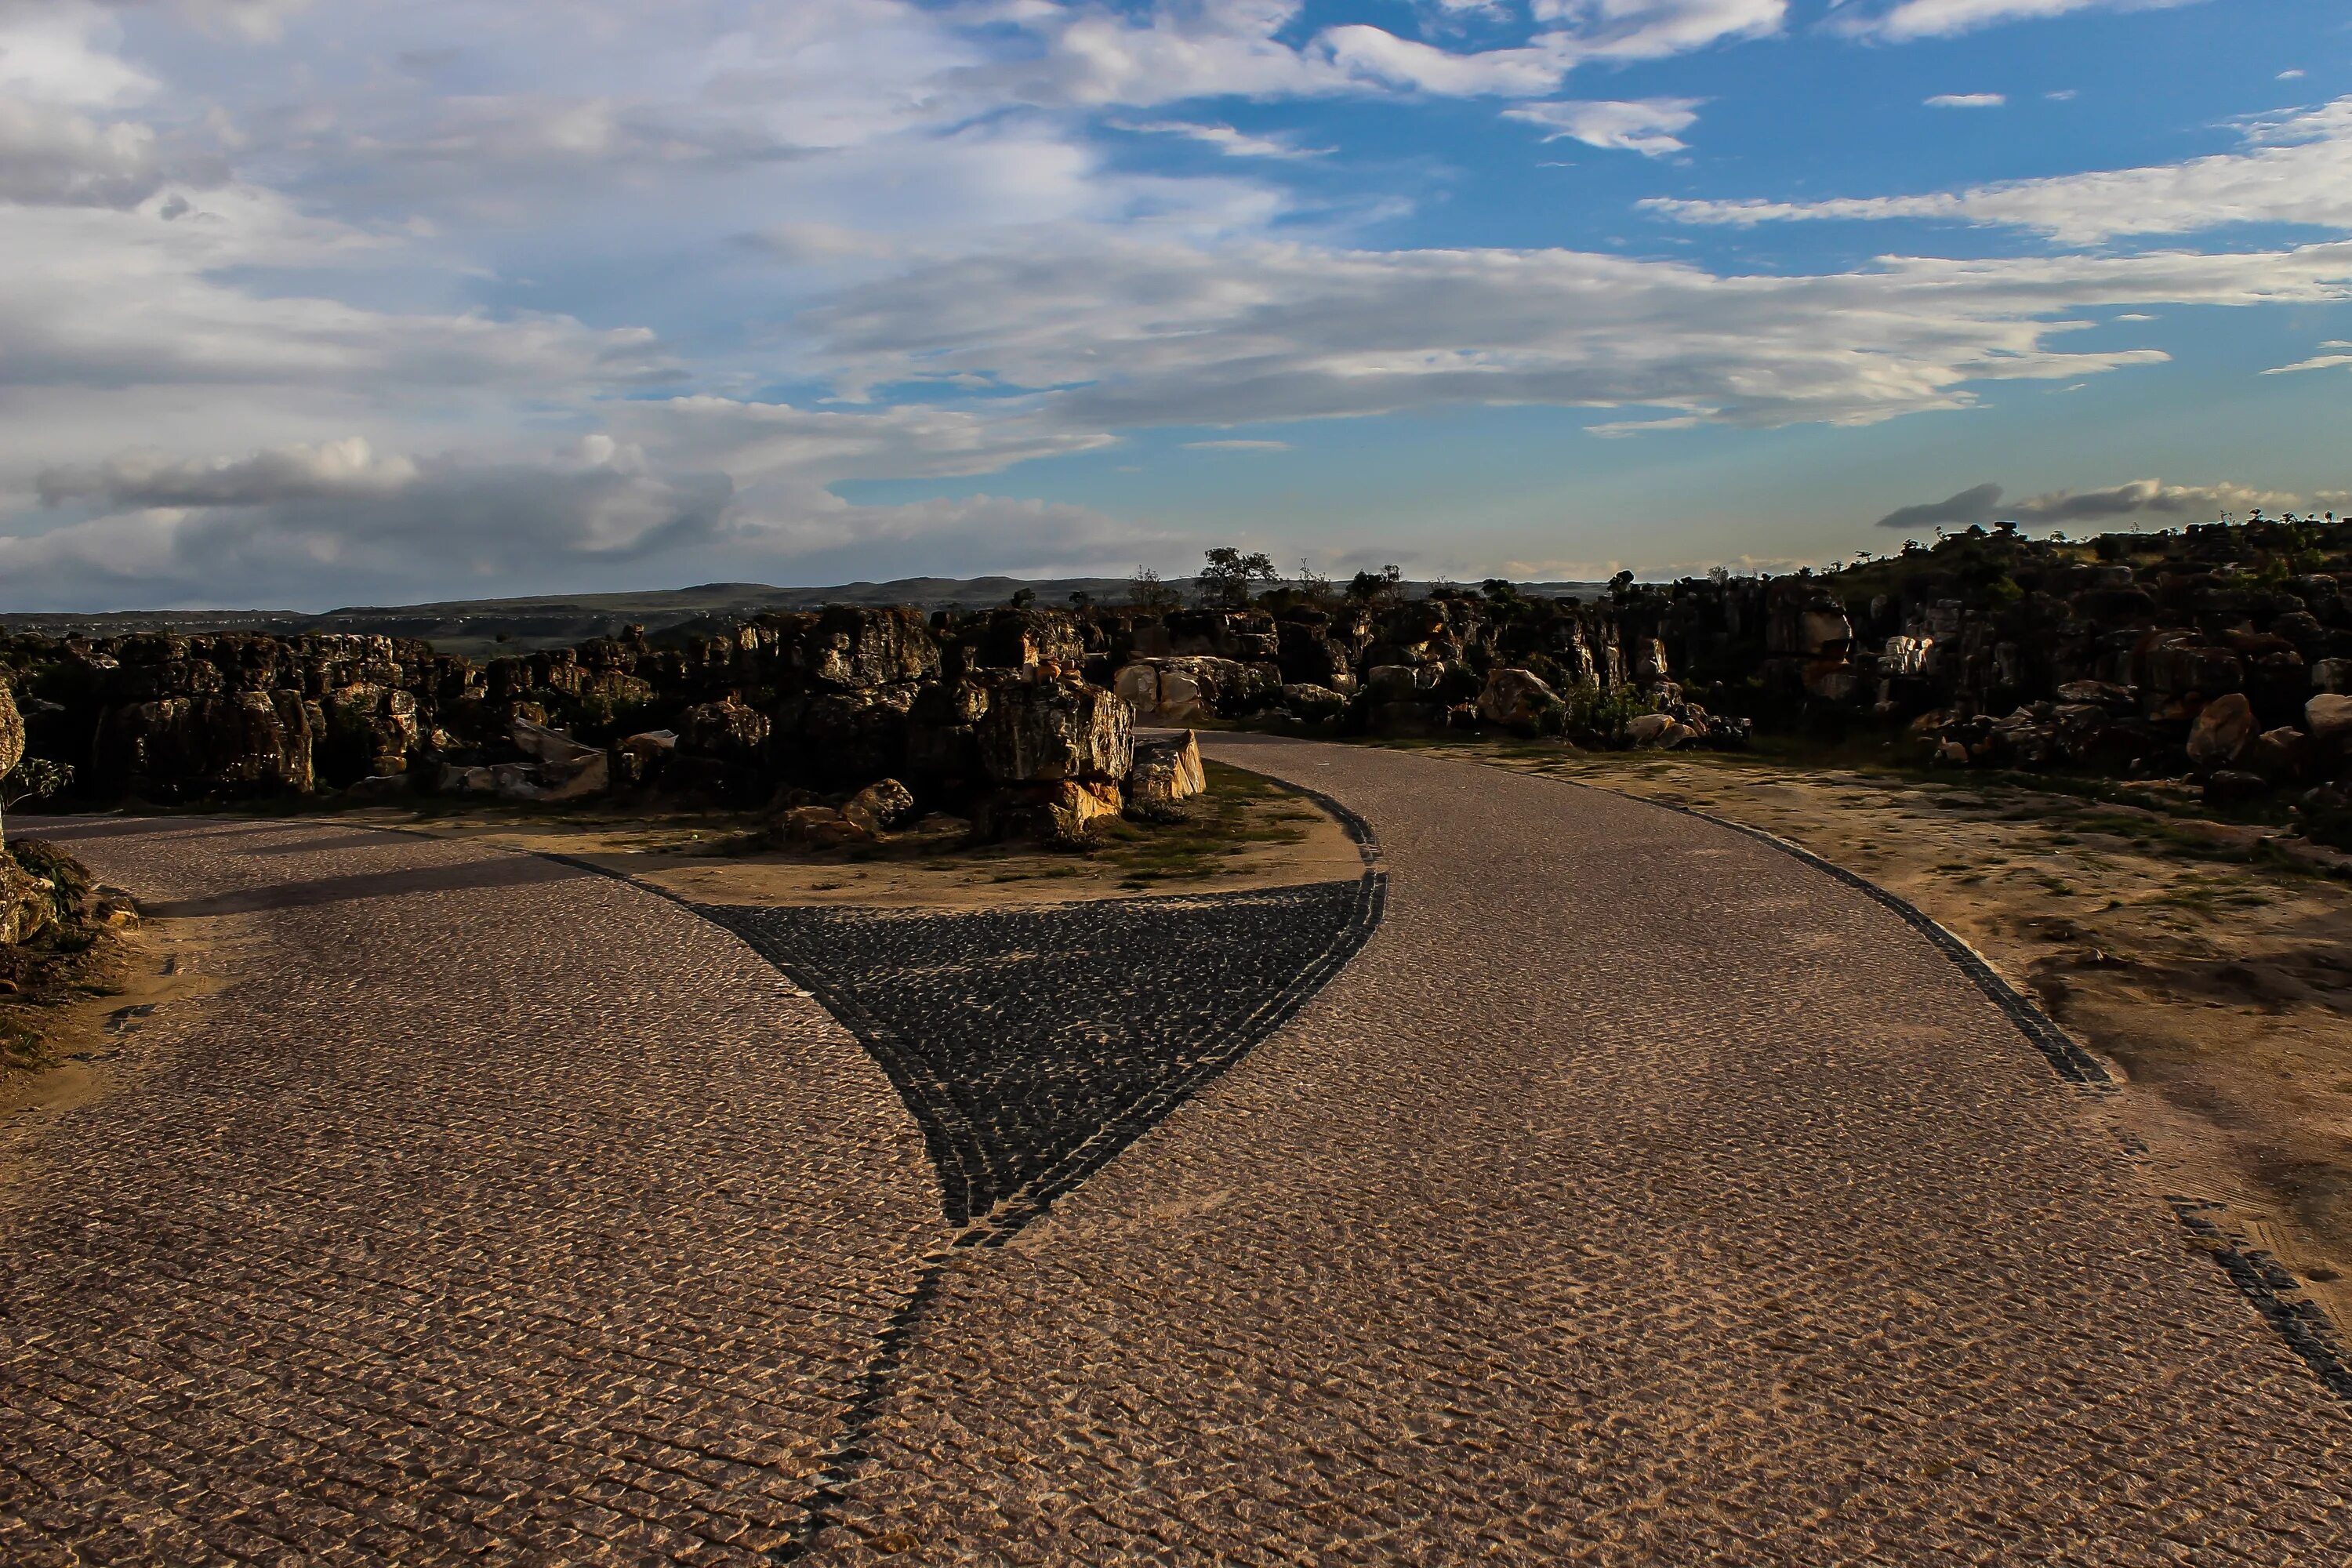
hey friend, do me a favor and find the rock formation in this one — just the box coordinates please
[5,513,2350,843]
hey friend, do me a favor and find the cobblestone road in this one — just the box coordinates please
[9,732,2352,1566]
[0,818,943,1566]
[818,736,2352,1565]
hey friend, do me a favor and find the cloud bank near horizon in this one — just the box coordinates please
[0,0,2343,609]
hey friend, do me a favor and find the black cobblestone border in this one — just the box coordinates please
[711,789,1386,1247]
[1560,777,2352,1406]
[757,782,1387,1562]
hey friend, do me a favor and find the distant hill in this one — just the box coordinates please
[2,574,1617,657]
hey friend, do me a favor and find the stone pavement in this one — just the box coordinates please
[815,735,2352,1564]
[5,734,2351,1565]
[0,818,945,1566]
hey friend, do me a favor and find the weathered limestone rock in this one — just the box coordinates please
[0,677,22,851]
[843,777,917,834]
[0,678,31,942]
[2187,692,2258,770]
[91,690,314,801]
[906,677,990,784]
[2246,727,2310,782]
[2308,693,2352,751]
[1476,668,1561,731]
[0,677,23,782]
[508,717,610,802]
[1127,731,1206,807]
[774,804,874,848]
[1625,712,1696,749]
[612,729,678,786]
[978,677,1131,783]
[809,605,940,690]
[1111,657,1275,723]
[979,779,1123,842]
[1279,683,1349,723]
[681,697,771,762]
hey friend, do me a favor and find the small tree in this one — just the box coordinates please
[1196,546,1279,609]
[1294,561,1335,610]
[2,756,73,812]
[1127,566,1181,612]
[1346,564,1403,608]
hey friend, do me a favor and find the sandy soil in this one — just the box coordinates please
[1411,738,2352,1328]
[343,761,1362,911]
[0,920,227,1128]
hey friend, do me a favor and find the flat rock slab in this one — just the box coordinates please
[811,735,2352,1563]
[0,818,942,1566]
[704,878,1379,1236]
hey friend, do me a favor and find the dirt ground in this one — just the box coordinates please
[1407,736,2352,1329]
[353,759,1363,911]
[0,919,227,1129]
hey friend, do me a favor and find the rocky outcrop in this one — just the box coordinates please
[976,675,1132,840]
[1476,668,1562,732]
[1113,656,1278,724]
[2187,693,2259,771]
[0,677,22,850]
[92,690,315,801]
[1128,730,1206,808]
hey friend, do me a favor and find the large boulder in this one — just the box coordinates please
[681,697,771,762]
[809,605,941,689]
[0,677,23,782]
[1110,656,1274,723]
[90,690,314,801]
[2309,693,2352,756]
[842,777,917,834]
[1127,730,1206,807]
[506,717,610,801]
[1476,667,1561,731]
[978,677,1131,783]
[978,779,1124,843]
[2187,692,2258,771]
[0,677,20,852]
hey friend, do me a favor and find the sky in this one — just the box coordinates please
[1,0,2349,610]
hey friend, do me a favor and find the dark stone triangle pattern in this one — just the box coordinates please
[701,874,1384,1240]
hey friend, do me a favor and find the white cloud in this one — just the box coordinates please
[2263,341,2352,375]
[2280,69,2305,82]
[1833,0,2204,44]
[1502,97,1703,155]
[0,190,671,393]
[1112,119,1330,158]
[37,437,419,506]
[0,99,169,206]
[986,0,1783,108]
[0,4,157,107]
[1182,438,1290,449]
[1874,477,2298,531]
[0,426,1167,608]
[1644,95,2352,242]
[807,235,2352,431]
[1924,93,2005,108]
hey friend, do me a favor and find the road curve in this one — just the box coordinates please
[0,818,945,1566]
[820,735,2352,1564]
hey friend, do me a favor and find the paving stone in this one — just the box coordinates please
[0,818,943,1566]
[704,880,1378,1235]
[811,735,2352,1565]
